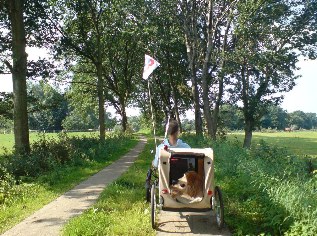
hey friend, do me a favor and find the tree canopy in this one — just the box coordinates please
[1,0,317,151]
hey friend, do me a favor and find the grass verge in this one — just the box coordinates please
[0,134,138,234]
[182,133,317,235]
[63,139,155,236]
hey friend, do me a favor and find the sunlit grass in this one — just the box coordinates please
[228,131,317,157]
[0,132,100,155]
[63,140,155,236]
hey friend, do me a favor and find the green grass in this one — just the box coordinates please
[228,131,317,157]
[182,134,317,235]
[0,132,100,155]
[0,135,139,234]
[63,140,155,236]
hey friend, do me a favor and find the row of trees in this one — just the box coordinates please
[219,105,317,131]
[2,87,316,134]
[0,83,117,132]
[1,0,317,152]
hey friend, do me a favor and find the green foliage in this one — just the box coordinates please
[182,134,317,235]
[4,133,132,178]
[0,116,13,134]
[0,164,15,204]
[27,82,68,131]
[219,105,244,131]
[63,140,155,236]
[0,92,13,119]
[260,105,288,130]
[182,119,195,132]
[288,110,317,130]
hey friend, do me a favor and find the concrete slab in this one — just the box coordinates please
[157,210,231,236]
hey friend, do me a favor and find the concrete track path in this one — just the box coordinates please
[156,210,231,236]
[2,138,147,236]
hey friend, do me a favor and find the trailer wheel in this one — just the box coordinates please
[214,186,224,229]
[150,184,156,229]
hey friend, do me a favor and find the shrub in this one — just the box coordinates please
[0,132,135,204]
[0,164,16,204]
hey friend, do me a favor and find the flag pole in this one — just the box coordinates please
[147,77,157,147]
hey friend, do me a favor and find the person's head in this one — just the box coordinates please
[167,120,179,139]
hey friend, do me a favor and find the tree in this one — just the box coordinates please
[27,82,68,131]
[219,104,244,130]
[228,0,317,148]
[1,0,30,152]
[101,0,144,132]
[260,105,288,130]
[49,0,109,140]
[182,118,195,132]
[178,0,238,138]
[141,0,192,133]
[50,0,146,134]
[306,113,317,129]
[1,0,55,152]
[288,111,317,130]
[0,92,13,133]
[63,74,117,131]
[178,0,204,135]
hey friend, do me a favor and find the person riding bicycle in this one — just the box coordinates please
[152,120,190,168]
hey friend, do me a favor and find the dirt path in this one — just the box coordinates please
[157,210,231,236]
[1,138,146,236]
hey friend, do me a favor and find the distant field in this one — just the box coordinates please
[228,131,317,157]
[0,132,99,155]
[2,131,317,157]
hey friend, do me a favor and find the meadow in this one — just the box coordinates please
[228,131,317,157]
[0,132,99,155]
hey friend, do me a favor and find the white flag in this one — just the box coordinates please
[142,54,160,80]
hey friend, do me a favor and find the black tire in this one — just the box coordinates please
[150,184,156,229]
[146,186,151,202]
[145,168,152,202]
[214,186,224,229]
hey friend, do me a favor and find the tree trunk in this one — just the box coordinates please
[8,0,30,153]
[174,106,182,133]
[201,0,216,139]
[170,82,182,133]
[192,83,203,136]
[243,119,253,148]
[201,77,215,138]
[186,44,202,136]
[96,63,105,141]
[182,1,203,136]
[211,16,231,139]
[166,50,182,134]
[121,104,127,132]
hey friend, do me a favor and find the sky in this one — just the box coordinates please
[1,55,317,118]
